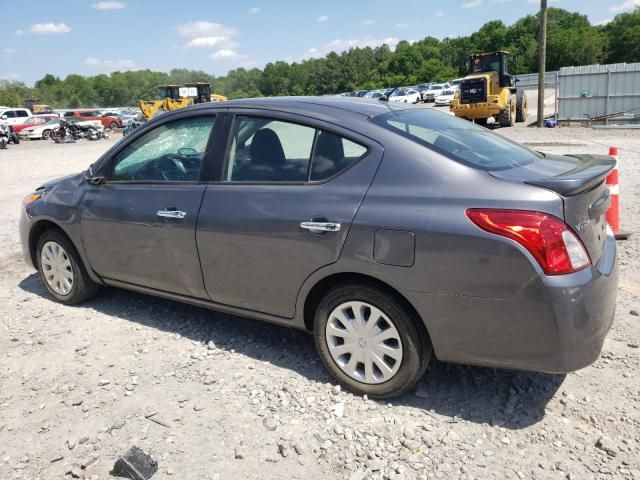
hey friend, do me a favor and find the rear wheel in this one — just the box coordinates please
[314,283,431,398]
[109,122,118,130]
[499,94,516,127]
[36,229,98,305]
[42,129,51,140]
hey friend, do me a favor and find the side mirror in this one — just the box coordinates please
[0,115,7,120]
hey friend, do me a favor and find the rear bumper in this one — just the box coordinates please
[451,101,502,118]
[406,231,618,373]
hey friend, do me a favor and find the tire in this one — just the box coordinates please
[109,122,118,130]
[10,132,20,144]
[314,283,431,398]
[474,118,488,127]
[42,129,51,140]
[499,94,516,127]
[516,90,528,122]
[36,229,98,305]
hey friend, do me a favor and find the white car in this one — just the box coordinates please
[0,107,33,126]
[19,119,102,140]
[435,89,457,106]
[388,88,421,104]
[422,83,450,103]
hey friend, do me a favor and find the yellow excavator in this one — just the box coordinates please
[139,82,227,120]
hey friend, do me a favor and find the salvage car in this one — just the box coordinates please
[19,118,102,140]
[388,88,421,104]
[434,89,457,106]
[19,97,618,398]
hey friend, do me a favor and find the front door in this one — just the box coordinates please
[196,113,383,317]
[81,114,218,298]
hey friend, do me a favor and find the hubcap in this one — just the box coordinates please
[40,241,73,295]
[325,301,403,384]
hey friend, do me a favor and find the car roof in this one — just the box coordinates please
[185,96,416,120]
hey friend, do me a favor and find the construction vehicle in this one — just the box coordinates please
[449,51,527,127]
[139,82,227,120]
[23,98,54,114]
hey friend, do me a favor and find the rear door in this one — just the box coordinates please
[81,113,218,298]
[196,111,383,317]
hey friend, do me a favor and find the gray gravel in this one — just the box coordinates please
[0,125,639,480]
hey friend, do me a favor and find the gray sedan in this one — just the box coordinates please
[19,97,618,398]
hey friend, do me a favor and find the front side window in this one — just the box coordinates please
[2,111,16,118]
[225,115,368,182]
[110,116,215,182]
[17,110,29,117]
[371,109,540,171]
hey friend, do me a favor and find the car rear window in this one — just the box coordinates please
[371,109,540,171]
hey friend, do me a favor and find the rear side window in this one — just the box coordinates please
[226,115,368,182]
[17,110,29,117]
[371,109,540,171]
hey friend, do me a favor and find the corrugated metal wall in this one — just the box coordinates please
[558,63,640,124]
[515,71,558,89]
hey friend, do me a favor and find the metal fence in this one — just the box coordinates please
[514,71,559,89]
[557,63,640,125]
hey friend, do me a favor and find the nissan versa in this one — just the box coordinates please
[19,97,618,398]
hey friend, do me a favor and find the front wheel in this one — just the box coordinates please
[314,283,431,398]
[36,229,98,305]
[109,122,118,130]
[42,129,51,140]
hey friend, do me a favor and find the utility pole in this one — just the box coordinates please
[537,0,548,127]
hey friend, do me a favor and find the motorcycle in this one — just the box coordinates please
[0,120,10,149]
[52,120,109,143]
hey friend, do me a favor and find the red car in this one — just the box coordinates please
[63,110,122,129]
[10,115,59,133]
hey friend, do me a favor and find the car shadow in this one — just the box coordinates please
[19,273,564,430]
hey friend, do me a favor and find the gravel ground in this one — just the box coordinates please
[0,122,639,480]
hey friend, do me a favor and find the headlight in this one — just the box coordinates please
[23,193,42,205]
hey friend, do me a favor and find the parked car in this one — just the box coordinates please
[63,110,122,130]
[0,107,32,126]
[19,97,618,398]
[11,115,59,133]
[422,83,450,103]
[434,89,457,106]
[363,90,386,99]
[19,118,102,140]
[388,88,421,104]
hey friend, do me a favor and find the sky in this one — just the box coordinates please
[1,0,637,85]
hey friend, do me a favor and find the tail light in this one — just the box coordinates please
[466,209,590,275]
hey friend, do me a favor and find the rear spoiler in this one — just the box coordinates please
[524,154,616,196]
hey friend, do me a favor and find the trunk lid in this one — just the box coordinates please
[489,153,615,263]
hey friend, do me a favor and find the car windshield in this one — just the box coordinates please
[371,109,540,171]
[432,85,443,90]
[43,119,59,126]
[391,89,407,97]
[442,90,454,95]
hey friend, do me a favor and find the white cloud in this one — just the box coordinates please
[248,7,260,14]
[489,0,511,3]
[84,57,137,71]
[396,22,415,29]
[0,73,19,80]
[29,23,72,34]
[176,20,237,39]
[2,48,17,55]
[175,21,238,50]
[15,29,24,36]
[462,0,483,8]
[362,18,375,26]
[594,17,613,25]
[316,15,329,22]
[435,10,444,16]
[92,1,125,9]
[610,0,640,12]
[305,36,400,59]
[211,49,238,59]
[184,36,238,49]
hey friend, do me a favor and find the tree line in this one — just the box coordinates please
[1,7,638,108]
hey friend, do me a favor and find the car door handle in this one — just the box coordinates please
[157,209,187,219]
[300,221,341,233]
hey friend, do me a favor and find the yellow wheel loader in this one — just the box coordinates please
[449,51,527,127]
[139,83,227,120]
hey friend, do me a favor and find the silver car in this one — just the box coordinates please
[19,97,618,398]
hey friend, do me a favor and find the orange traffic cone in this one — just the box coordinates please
[606,147,630,240]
